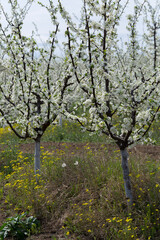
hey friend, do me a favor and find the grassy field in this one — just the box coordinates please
[0,120,160,239]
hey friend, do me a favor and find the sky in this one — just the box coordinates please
[0,0,159,50]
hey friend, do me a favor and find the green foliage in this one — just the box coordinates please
[0,144,19,175]
[0,213,39,240]
[149,120,160,145]
[0,127,21,145]
[42,120,109,143]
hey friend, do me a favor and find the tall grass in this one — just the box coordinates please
[0,122,160,239]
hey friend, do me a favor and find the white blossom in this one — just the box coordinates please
[62,163,67,168]
[74,161,79,166]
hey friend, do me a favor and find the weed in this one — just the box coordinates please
[0,122,160,239]
[0,213,39,240]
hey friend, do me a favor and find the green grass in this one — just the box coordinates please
[41,120,110,143]
[0,121,160,239]
[149,120,160,145]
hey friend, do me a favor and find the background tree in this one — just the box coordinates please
[143,0,160,72]
[56,0,160,206]
[0,0,71,175]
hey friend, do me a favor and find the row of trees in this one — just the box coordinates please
[0,0,160,206]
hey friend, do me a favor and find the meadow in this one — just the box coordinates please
[0,120,160,240]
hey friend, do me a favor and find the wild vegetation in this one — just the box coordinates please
[0,0,160,206]
[0,121,160,239]
[0,0,160,239]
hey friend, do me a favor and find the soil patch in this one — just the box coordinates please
[18,142,160,161]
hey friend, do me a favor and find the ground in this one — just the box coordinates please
[0,142,160,239]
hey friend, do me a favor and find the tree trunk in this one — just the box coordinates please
[59,115,62,127]
[121,148,133,206]
[34,138,41,175]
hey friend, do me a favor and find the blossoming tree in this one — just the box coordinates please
[143,1,160,72]
[57,0,160,205]
[0,0,72,174]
